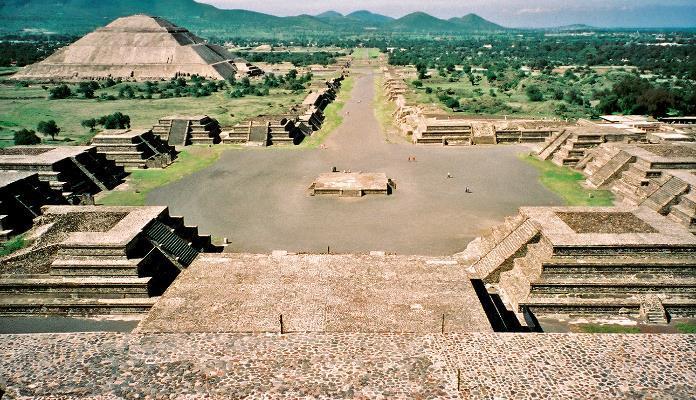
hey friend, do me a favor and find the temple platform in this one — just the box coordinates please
[309,172,394,197]
[137,253,491,333]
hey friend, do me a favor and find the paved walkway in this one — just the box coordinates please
[148,69,562,255]
[1,332,693,399]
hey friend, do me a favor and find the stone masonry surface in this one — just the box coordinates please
[0,332,694,399]
[138,253,491,333]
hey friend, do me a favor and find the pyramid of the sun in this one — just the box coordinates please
[13,15,237,81]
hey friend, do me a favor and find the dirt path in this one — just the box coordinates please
[148,69,562,256]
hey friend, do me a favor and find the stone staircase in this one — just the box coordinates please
[668,192,696,234]
[641,176,690,214]
[168,119,189,146]
[415,124,472,145]
[0,206,221,316]
[152,116,222,146]
[517,248,696,321]
[221,125,250,144]
[640,294,669,324]
[91,129,175,169]
[551,134,603,167]
[584,147,635,189]
[496,129,554,144]
[536,129,571,160]
[468,219,540,282]
[144,220,200,266]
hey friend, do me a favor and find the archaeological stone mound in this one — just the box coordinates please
[13,14,238,81]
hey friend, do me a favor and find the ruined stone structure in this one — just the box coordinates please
[0,146,126,203]
[309,172,395,197]
[91,129,176,169]
[13,15,240,81]
[0,171,65,241]
[383,69,563,146]
[221,76,344,146]
[459,206,696,327]
[232,58,265,77]
[152,115,222,146]
[0,205,221,315]
[536,116,696,168]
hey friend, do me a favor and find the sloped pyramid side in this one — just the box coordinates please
[14,15,236,81]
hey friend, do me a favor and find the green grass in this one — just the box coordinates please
[352,48,380,60]
[675,322,696,334]
[0,83,304,145]
[98,145,233,206]
[521,155,614,206]
[373,75,402,142]
[578,324,641,334]
[0,235,26,257]
[301,76,355,148]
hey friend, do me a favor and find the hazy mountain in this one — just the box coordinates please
[346,10,394,25]
[315,11,344,20]
[449,13,504,31]
[0,0,505,36]
[388,12,458,32]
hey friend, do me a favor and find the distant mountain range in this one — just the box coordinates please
[0,0,508,36]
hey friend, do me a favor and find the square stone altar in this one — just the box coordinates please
[309,172,394,197]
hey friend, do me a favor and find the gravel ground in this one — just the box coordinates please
[148,70,562,256]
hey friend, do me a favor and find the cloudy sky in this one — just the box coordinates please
[198,0,696,27]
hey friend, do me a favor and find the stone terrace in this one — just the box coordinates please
[309,172,394,197]
[137,253,491,333]
[0,332,693,399]
[0,146,125,201]
[461,206,696,325]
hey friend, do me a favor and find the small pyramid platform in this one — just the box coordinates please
[13,14,237,81]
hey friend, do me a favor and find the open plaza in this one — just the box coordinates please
[0,12,694,399]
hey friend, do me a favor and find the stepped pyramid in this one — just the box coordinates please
[13,14,237,81]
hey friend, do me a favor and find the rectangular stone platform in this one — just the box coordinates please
[0,205,221,316]
[462,206,696,325]
[137,253,491,333]
[0,332,693,399]
[309,172,393,197]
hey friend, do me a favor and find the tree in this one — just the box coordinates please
[76,81,96,99]
[48,84,71,99]
[96,112,130,129]
[37,120,60,140]
[81,118,97,131]
[13,129,41,145]
[525,85,544,102]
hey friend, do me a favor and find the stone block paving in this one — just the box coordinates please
[1,332,694,399]
[137,254,491,333]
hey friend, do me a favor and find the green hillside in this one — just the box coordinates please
[0,0,506,37]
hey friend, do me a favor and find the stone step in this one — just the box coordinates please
[530,277,696,296]
[50,257,143,276]
[537,130,571,160]
[668,203,696,228]
[0,276,151,298]
[0,296,158,316]
[541,256,696,276]
[469,219,539,280]
[642,177,689,214]
[586,151,634,188]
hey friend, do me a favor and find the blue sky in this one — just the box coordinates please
[198,0,696,28]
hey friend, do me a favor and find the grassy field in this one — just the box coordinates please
[676,321,696,333]
[98,145,235,206]
[352,48,380,60]
[405,67,628,120]
[521,155,614,206]
[373,75,403,143]
[577,324,641,334]
[301,75,355,148]
[0,82,304,147]
[0,235,26,257]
